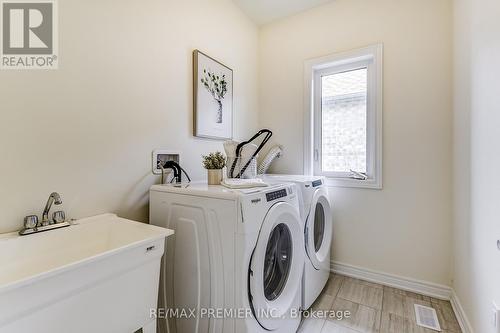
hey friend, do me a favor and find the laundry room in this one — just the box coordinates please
[0,0,498,332]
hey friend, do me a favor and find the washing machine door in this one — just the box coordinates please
[305,187,332,270]
[249,202,304,331]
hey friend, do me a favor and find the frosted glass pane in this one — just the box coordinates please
[321,68,367,173]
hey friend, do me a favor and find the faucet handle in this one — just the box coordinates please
[24,215,38,229]
[52,211,66,224]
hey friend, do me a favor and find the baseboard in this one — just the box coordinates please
[450,290,474,333]
[331,260,452,300]
[331,261,475,332]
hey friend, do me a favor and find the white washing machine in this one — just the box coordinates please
[150,182,304,333]
[259,175,332,310]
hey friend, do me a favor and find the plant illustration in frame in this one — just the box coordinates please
[200,70,227,123]
[193,50,233,140]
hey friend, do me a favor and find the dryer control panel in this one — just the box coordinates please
[266,188,287,202]
[312,179,323,187]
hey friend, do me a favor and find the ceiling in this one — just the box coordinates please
[232,0,336,25]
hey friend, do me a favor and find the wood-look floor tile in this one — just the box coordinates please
[429,298,448,306]
[338,277,383,310]
[322,320,362,333]
[382,291,405,317]
[380,312,453,333]
[431,300,461,332]
[298,318,326,333]
[383,286,430,301]
[403,296,432,322]
[303,275,462,333]
[380,312,406,333]
[383,286,407,296]
[345,276,383,289]
[404,291,431,302]
[404,320,444,333]
[331,297,381,333]
[324,274,345,297]
[313,293,336,311]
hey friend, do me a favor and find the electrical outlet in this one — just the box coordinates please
[492,302,500,332]
[152,150,181,175]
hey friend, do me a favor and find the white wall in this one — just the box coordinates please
[0,0,259,233]
[259,0,453,285]
[453,0,500,331]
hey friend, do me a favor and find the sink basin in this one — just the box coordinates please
[0,213,173,333]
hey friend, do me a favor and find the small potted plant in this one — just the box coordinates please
[202,151,226,185]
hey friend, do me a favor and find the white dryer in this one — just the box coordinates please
[150,182,304,333]
[259,175,332,310]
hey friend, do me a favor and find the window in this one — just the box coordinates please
[304,44,382,189]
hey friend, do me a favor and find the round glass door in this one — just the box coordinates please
[249,202,304,331]
[306,189,332,270]
[313,204,325,252]
[264,223,292,301]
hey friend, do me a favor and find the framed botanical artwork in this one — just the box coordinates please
[193,50,233,140]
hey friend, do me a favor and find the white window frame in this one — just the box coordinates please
[303,44,383,189]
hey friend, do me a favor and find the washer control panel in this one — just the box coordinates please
[266,188,287,202]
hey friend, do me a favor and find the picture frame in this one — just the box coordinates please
[193,50,233,140]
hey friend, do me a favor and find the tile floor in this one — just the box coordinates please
[298,274,462,333]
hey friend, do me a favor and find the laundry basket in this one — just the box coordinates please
[227,157,257,179]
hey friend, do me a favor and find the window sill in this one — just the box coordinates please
[323,177,382,190]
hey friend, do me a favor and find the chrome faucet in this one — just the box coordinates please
[19,192,70,236]
[42,192,63,226]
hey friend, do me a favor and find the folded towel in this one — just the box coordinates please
[221,178,269,189]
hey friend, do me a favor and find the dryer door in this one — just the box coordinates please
[249,202,304,331]
[305,188,332,270]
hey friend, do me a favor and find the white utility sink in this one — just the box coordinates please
[0,213,174,333]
